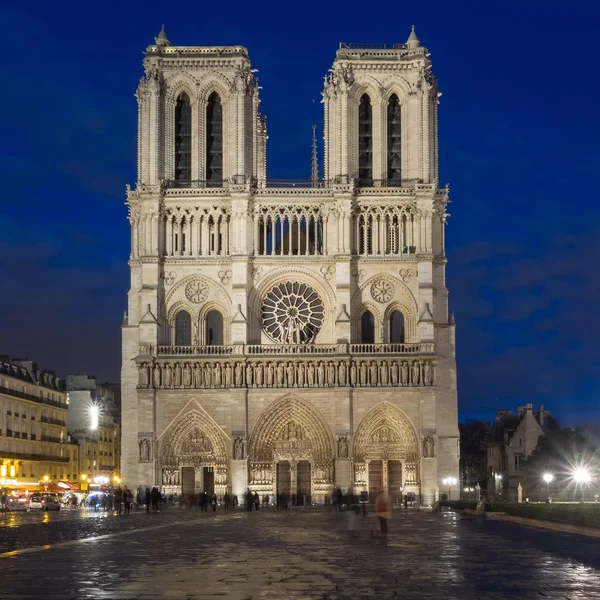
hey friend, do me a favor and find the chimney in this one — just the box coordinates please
[538,405,545,427]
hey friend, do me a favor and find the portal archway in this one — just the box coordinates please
[353,402,420,501]
[249,395,334,502]
[159,402,229,497]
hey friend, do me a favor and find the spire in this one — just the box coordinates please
[310,100,319,187]
[155,24,170,47]
[407,25,420,49]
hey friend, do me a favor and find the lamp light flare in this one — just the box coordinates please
[543,473,554,484]
[90,405,99,430]
[573,467,591,484]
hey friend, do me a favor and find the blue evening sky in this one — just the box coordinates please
[1,1,598,426]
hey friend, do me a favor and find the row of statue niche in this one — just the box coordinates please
[314,464,334,482]
[162,469,180,485]
[139,359,434,388]
[250,466,273,484]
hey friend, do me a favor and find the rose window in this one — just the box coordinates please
[370,278,395,303]
[185,280,209,304]
[262,282,324,344]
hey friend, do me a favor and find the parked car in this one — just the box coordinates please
[6,497,27,511]
[41,495,61,511]
[29,496,44,510]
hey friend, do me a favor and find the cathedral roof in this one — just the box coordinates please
[155,24,170,47]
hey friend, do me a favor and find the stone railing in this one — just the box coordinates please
[136,355,435,390]
[138,343,434,358]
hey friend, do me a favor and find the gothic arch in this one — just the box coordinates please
[384,301,416,343]
[349,77,383,104]
[165,73,199,104]
[352,402,420,463]
[198,301,231,345]
[165,273,231,308]
[248,267,336,343]
[352,301,382,343]
[160,402,230,466]
[249,394,334,463]
[381,77,411,104]
[197,73,233,103]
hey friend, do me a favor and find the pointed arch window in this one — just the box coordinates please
[361,310,375,344]
[206,92,223,187]
[387,94,401,184]
[175,93,192,183]
[358,94,372,186]
[175,311,192,346]
[389,310,405,344]
[206,310,224,345]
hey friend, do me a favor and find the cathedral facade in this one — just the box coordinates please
[121,26,459,505]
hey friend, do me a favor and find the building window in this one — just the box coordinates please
[206,92,223,186]
[175,310,192,346]
[206,310,224,345]
[358,94,372,186]
[515,455,519,471]
[387,94,401,184]
[389,310,405,344]
[175,92,192,183]
[360,311,375,344]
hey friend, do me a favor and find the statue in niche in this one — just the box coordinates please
[412,362,420,385]
[307,362,315,386]
[182,364,191,387]
[390,362,398,385]
[139,438,151,462]
[174,363,182,387]
[246,363,254,386]
[266,363,274,386]
[255,363,263,387]
[286,362,295,386]
[140,364,149,388]
[350,363,357,386]
[381,361,389,386]
[338,362,346,386]
[400,362,408,386]
[423,362,433,386]
[337,436,349,459]
[317,362,325,386]
[153,365,161,388]
[359,362,367,385]
[234,437,244,460]
[214,363,222,387]
[204,363,213,387]
[195,363,203,387]
[423,436,435,458]
[369,362,378,386]
[327,362,335,386]
[164,364,173,387]
[276,362,284,387]
[235,362,243,386]
[297,363,305,387]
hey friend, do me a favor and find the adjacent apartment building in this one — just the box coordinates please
[0,357,70,490]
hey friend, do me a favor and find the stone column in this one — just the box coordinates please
[290,460,298,499]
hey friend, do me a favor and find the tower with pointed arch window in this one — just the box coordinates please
[122,26,459,506]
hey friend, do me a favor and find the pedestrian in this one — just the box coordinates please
[151,486,161,513]
[347,505,360,538]
[145,487,151,514]
[224,492,230,510]
[123,487,133,514]
[245,490,252,511]
[114,487,123,515]
[211,493,217,512]
[253,491,260,511]
[375,489,391,539]
[232,494,238,509]
[200,491,207,512]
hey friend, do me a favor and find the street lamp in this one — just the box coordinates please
[42,475,50,493]
[542,473,554,502]
[573,467,591,503]
[442,477,457,501]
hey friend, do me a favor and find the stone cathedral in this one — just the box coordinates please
[122,26,459,506]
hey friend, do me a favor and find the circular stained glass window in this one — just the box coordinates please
[262,282,324,344]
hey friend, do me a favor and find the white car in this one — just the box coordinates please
[7,497,27,511]
[29,496,44,510]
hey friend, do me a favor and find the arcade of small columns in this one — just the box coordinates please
[150,396,427,502]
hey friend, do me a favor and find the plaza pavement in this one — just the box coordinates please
[0,506,599,599]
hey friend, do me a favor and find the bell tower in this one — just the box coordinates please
[322,27,439,186]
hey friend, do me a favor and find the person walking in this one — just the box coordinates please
[232,494,238,509]
[375,489,392,539]
[211,493,217,512]
[123,487,133,515]
[114,487,123,516]
[145,487,151,514]
[151,486,161,513]
[223,492,230,510]
[253,491,260,511]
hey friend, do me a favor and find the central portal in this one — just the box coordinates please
[368,460,383,501]
[296,460,311,504]
[277,461,291,495]
[202,466,215,494]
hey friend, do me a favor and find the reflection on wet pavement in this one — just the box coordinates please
[1,508,599,599]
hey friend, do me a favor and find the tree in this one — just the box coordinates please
[459,419,490,489]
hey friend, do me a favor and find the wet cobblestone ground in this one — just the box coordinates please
[1,507,599,599]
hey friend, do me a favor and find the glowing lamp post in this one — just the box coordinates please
[442,477,457,501]
[42,475,50,493]
[542,473,554,502]
[573,467,591,503]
